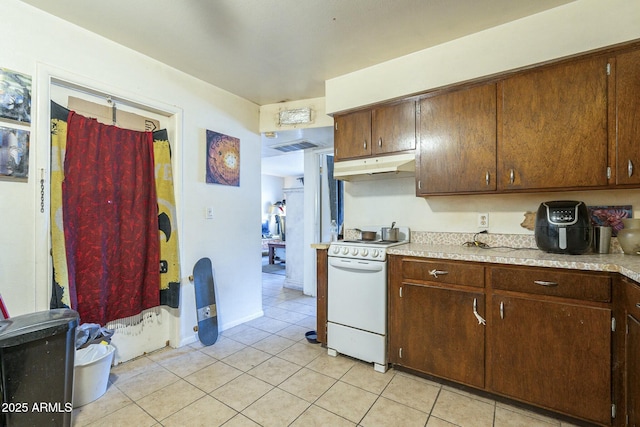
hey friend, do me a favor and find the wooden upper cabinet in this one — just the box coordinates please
[371,101,416,155]
[417,83,497,195]
[498,55,609,191]
[613,48,640,186]
[333,110,372,161]
[334,101,415,161]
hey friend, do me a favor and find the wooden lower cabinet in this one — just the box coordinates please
[623,277,640,426]
[628,315,640,427]
[315,248,328,345]
[489,294,612,425]
[388,257,485,388]
[395,283,485,388]
[388,256,617,426]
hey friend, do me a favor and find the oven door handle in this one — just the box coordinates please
[329,257,385,272]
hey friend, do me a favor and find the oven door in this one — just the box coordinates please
[327,256,387,335]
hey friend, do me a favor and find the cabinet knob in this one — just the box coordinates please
[485,171,490,186]
[629,159,634,178]
[509,169,515,185]
[500,301,504,319]
[364,140,367,150]
[378,137,382,148]
[636,302,640,309]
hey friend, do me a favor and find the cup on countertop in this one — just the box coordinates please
[592,226,612,254]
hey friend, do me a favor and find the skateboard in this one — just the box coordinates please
[192,257,219,346]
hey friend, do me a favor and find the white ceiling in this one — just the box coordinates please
[20,0,573,106]
[20,0,574,177]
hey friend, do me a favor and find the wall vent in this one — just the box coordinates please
[270,140,318,153]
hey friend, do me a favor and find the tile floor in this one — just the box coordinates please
[72,263,583,427]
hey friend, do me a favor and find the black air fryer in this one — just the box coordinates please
[535,201,592,254]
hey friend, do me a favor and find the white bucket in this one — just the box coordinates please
[73,344,116,408]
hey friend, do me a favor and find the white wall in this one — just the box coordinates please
[0,1,263,357]
[326,0,640,113]
[344,177,640,235]
[326,0,640,235]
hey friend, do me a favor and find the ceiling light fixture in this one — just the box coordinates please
[279,107,312,126]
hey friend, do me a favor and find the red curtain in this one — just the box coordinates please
[62,111,159,325]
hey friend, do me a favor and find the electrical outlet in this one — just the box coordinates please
[205,207,214,219]
[478,213,489,228]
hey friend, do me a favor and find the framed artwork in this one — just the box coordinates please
[0,125,29,181]
[0,68,31,124]
[588,205,632,236]
[206,130,240,187]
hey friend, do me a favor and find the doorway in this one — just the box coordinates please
[35,66,182,364]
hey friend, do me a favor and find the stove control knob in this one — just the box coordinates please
[361,249,369,257]
[351,248,358,256]
[332,246,340,254]
[372,249,380,258]
[342,247,349,255]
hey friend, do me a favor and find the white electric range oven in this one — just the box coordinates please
[326,226,409,373]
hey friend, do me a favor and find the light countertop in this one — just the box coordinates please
[387,242,640,283]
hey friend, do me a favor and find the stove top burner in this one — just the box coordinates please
[341,240,402,245]
[328,226,410,261]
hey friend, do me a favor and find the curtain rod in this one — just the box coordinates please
[51,78,172,118]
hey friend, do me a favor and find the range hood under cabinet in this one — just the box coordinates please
[333,153,415,181]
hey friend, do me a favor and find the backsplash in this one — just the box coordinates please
[344,229,623,254]
[409,231,623,254]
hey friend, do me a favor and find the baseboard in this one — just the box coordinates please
[219,310,265,331]
[284,279,303,291]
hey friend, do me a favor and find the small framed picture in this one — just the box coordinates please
[0,125,29,181]
[0,67,31,124]
[206,130,240,187]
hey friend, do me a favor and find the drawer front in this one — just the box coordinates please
[402,258,484,288]
[491,267,611,302]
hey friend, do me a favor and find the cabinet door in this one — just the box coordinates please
[417,84,496,194]
[614,48,640,186]
[625,278,640,427]
[498,56,609,191]
[490,295,611,425]
[333,110,371,160]
[371,101,416,155]
[397,282,485,388]
[628,314,640,427]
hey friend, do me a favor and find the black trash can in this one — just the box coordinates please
[0,309,78,427]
